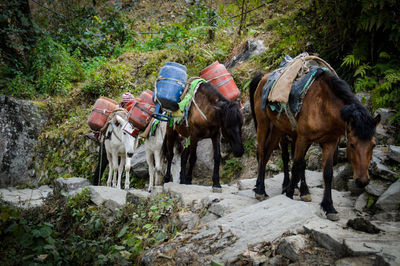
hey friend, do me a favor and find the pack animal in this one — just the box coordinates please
[249,70,380,220]
[104,110,138,190]
[164,82,244,192]
[145,121,182,192]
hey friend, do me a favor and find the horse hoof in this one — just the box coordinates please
[255,193,268,201]
[327,213,340,221]
[212,187,222,193]
[294,188,300,196]
[301,194,312,202]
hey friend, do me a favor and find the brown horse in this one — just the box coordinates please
[163,82,244,191]
[249,70,380,220]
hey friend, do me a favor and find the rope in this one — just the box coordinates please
[185,80,208,126]
[99,108,127,133]
[205,73,230,83]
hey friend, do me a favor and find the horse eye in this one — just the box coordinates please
[350,143,355,149]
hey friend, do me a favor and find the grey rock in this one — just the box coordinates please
[88,186,127,210]
[203,193,258,217]
[276,235,307,261]
[335,256,379,266]
[375,180,400,212]
[375,125,395,145]
[374,108,395,126]
[193,139,214,181]
[131,145,149,179]
[126,188,150,205]
[388,145,400,163]
[200,212,219,224]
[305,146,322,171]
[333,164,352,190]
[354,192,368,212]
[365,179,391,197]
[0,95,47,187]
[143,195,320,265]
[225,39,267,69]
[178,211,199,230]
[347,180,364,196]
[372,211,400,222]
[55,177,90,196]
[304,219,400,265]
[370,156,398,181]
[0,185,52,208]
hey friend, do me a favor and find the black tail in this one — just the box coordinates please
[249,73,263,130]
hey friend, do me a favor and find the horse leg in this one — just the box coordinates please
[179,147,190,184]
[299,143,312,202]
[209,134,222,192]
[255,124,282,200]
[286,137,308,200]
[117,156,125,190]
[254,120,270,200]
[146,150,155,192]
[320,141,340,221]
[185,138,198,185]
[164,127,176,183]
[154,149,162,186]
[124,156,131,190]
[106,151,113,187]
[111,153,119,188]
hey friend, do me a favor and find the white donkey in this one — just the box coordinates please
[104,110,138,190]
[145,121,181,192]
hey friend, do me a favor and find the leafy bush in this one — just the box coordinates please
[0,190,180,264]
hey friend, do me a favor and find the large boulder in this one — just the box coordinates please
[0,185,52,208]
[375,180,400,212]
[0,95,47,187]
[224,39,268,69]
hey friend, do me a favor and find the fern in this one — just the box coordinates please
[354,63,370,78]
[341,55,360,68]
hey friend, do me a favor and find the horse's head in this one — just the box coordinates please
[341,103,381,188]
[115,115,138,158]
[216,100,244,157]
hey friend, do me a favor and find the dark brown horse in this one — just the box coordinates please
[250,70,380,220]
[164,82,244,191]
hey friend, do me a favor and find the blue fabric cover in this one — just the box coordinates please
[261,65,328,116]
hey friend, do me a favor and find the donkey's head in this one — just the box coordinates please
[341,103,380,188]
[115,115,138,158]
[216,100,244,157]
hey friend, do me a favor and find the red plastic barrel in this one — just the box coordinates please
[127,90,156,130]
[87,97,117,131]
[199,61,240,101]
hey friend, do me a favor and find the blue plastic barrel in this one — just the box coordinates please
[154,62,187,112]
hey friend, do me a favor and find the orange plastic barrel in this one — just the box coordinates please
[199,61,240,101]
[127,90,156,130]
[87,97,117,131]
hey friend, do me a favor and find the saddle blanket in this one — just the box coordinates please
[261,65,328,115]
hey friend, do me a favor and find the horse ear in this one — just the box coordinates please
[374,114,381,125]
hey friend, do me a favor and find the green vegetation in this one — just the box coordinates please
[221,157,243,184]
[0,189,180,264]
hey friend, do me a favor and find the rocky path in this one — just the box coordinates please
[1,171,399,265]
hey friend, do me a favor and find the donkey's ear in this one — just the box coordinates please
[374,114,381,125]
[115,115,124,126]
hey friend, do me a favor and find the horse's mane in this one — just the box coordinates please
[199,82,243,127]
[323,71,377,140]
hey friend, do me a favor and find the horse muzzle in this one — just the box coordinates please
[355,177,370,188]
